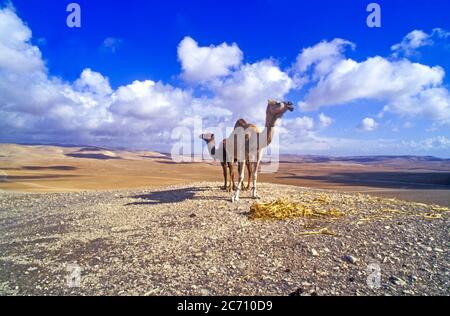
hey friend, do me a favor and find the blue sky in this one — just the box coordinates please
[1,0,450,157]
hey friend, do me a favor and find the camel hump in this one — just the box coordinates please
[234,118,248,129]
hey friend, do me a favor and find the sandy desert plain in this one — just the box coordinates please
[0,143,449,295]
[0,144,449,206]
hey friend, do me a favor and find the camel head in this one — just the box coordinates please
[199,133,215,144]
[266,99,294,120]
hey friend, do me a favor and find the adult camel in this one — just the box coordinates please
[231,100,294,202]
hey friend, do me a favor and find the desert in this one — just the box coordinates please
[1,0,450,300]
[0,144,449,295]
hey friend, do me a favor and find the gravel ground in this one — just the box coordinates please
[0,182,448,296]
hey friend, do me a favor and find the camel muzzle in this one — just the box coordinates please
[286,104,294,112]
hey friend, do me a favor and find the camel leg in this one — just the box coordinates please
[228,162,236,192]
[251,161,261,199]
[242,161,251,191]
[221,162,227,190]
[232,162,245,203]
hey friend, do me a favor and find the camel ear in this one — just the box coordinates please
[211,133,215,139]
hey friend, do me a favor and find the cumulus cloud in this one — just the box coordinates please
[296,39,450,125]
[210,60,293,122]
[0,6,44,74]
[287,116,314,130]
[318,113,333,128]
[384,87,450,124]
[110,80,191,121]
[1,5,449,156]
[359,117,378,131]
[74,69,112,96]
[177,36,243,83]
[299,56,444,110]
[293,38,355,79]
[0,5,291,149]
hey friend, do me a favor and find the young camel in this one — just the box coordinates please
[199,133,252,192]
[199,133,236,191]
[231,100,294,202]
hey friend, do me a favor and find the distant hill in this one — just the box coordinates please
[11,143,450,162]
[280,154,450,164]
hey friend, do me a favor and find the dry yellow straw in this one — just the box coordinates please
[249,199,344,220]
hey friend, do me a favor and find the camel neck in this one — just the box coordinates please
[265,115,278,128]
[261,115,278,147]
[206,140,216,158]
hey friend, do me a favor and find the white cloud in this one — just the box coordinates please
[384,87,450,124]
[277,117,316,152]
[1,6,449,157]
[282,116,314,132]
[391,28,450,57]
[297,53,450,125]
[359,117,378,131]
[293,38,355,79]
[318,113,333,127]
[0,6,44,74]
[295,34,450,126]
[300,57,444,111]
[177,36,243,83]
[110,80,191,121]
[403,136,450,150]
[210,59,294,122]
[432,28,450,39]
[391,30,432,56]
[0,8,238,149]
[74,68,112,95]
[280,134,450,156]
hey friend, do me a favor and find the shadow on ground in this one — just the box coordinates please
[279,171,450,189]
[125,186,236,205]
[126,187,208,205]
[1,175,79,181]
[22,166,78,171]
[65,153,121,160]
[1,166,78,171]
[155,160,197,165]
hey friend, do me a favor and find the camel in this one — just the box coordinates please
[199,133,236,191]
[231,99,294,202]
[199,133,252,192]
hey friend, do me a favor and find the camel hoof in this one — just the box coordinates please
[221,186,227,191]
[231,194,239,203]
[252,192,260,199]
